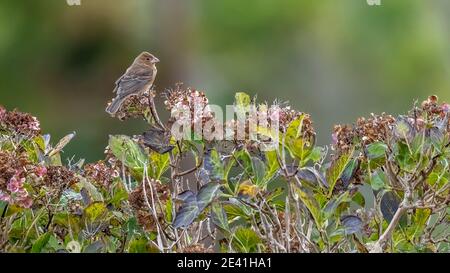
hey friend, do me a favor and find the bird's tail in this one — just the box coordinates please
[106,97,125,115]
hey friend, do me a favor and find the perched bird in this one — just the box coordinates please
[106,52,160,115]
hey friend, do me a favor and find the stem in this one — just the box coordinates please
[148,90,166,130]
[370,203,408,253]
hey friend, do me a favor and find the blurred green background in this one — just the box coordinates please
[0,0,449,162]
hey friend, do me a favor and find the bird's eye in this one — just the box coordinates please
[146,58,151,61]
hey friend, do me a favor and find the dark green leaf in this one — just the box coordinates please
[297,167,328,188]
[197,182,222,211]
[173,195,199,228]
[340,159,359,189]
[142,126,174,154]
[341,215,363,235]
[380,191,400,223]
[31,232,51,253]
[204,149,225,181]
[251,157,266,187]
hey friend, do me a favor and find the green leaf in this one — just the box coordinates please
[109,135,148,178]
[149,151,170,179]
[224,202,251,221]
[233,227,261,253]
[326,150,353,198]
[297,167,327,189]
[197,182,222,211]
[233,149,253,180]
[285,115,308,160]
[165,198,173,224]
[211,202,230,233]
[173,195,199,229]
[307,146,323,163]
[84,202,107,222]
[204,149,225,181]
[235,92,251,118]
[31,232,51,253]
[79,178,104,202]
[296,186,322,228]
[83,241,104,253]
[128,237,150,253]
[413,208,431,237]
[323,191,350,219]
[264,150,280,183]
[366,142,387,160]
[251,157,266,187]
[370,170,387,191]
[110,184,128,207]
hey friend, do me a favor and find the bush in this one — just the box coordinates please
[0,89,448,253]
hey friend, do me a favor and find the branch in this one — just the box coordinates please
[370,203,408,253]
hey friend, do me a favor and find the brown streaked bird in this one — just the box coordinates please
[106,52,160,115]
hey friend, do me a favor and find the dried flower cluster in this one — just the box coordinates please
[415,95,450,132]
[0,151,37,208]
[164,83,214,130]
[128,179,170,231]
[84,161,119,189]
[332,113,395,153]
[43,166,78,193]
[0,172,33,208]
[355,113,396,145]
[107,91,152,121]
[0,106,41,137]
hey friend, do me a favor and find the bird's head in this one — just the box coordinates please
[137,52,160,66]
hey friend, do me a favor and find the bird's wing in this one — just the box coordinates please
[113,64,154,93]
[113,67,155,97]
[114,76,153,98]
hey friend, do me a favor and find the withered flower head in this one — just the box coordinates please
[128,179,170,231]
[128,179,170,210]
[164,83,214,129]
[84,161,119,189]
[332,124,355,153]
[269,101,304,131]
[0,108,41,137]
[355,113,396,145]
[44,166,78,192]
[0,151,33,191]
[110,90,152,121]
[1,171,33,208]
[332,113,395,153]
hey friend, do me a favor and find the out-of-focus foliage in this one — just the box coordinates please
[1,0,450,161]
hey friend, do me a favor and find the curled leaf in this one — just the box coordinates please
[142,126,174,154]
[394,117,415,141]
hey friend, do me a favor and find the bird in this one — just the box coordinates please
[106,52,160,115]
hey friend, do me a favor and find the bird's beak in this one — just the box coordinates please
[153,57,160,63]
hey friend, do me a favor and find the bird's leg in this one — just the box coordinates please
[148,89,166,130]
